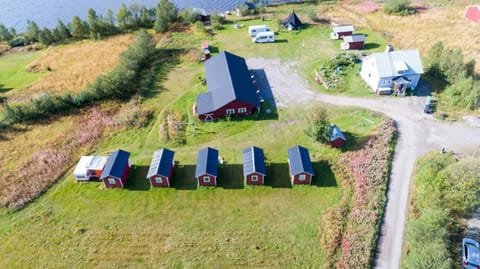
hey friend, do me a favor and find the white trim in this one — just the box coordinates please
[299,174,306,181]
[251,175,258,182]
[203,176,211,183]
[155,176,164,184]
[238,107,247,113]
[226,109,235,115]
[108,177,116,185]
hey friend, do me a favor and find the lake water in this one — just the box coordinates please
[0,0,301,32]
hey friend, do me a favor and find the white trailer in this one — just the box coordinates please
[74,156,108,181]
[252,31,275,43]
[248,25,271,37]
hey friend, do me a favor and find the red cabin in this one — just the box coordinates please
[195,147,219,186]
[287,146,314,185]
[243,146,266,185]
[147,148,175,187]
[341,35,365,50]
[330,25,354,40]
[330,124,347,148]
[100,149,131,189]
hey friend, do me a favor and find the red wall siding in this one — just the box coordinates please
[347,41,364,50]
[120,165,130,186]
[246,173,264,185]
[466,7,480,23]
[292,173,312,185]
[330,137,346,148]
[197,174,217,186]
[338,31,353,39]
[150,175,170,187]
[103,176,122,188]
[199,100,257,121]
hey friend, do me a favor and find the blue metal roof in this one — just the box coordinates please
[195,147,219,178]
[242,146,266,176]
[197,51,259,115]
[330,124,346,142]
[100,149,130,179]
[283,11,303,29]
[287,146,314,175]
[146,148,175,179]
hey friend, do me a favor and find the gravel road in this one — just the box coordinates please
[247,58,480,269]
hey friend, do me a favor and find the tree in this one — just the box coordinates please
[117,4,130,32]
[154,0,178,33]
[0,24,13,41]
[128,2,141,28]
[140,5,153,27]
[179,8,200,24]
[211,12,225,30]
[54,20,70,41]
[70,16,89,38]
[306,108,331,144]
[8,27,16,37]
[38,28,54,45]
[87,8,101,39]
[26,20,40,43]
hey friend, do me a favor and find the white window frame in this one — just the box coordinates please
[299,174,306,181]
[226,109,235,115]
[155,177,163,184]
[251,175,258,182]
[203,176,211,183]
[238,107,247,113]
[108,178,116,185]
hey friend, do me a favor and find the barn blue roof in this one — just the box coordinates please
[330,124,346,142]
[100,149,130,179]
[242,146,266,176]
[287,146,314,175]
[196,51,259,115]
[146,148,175,179]
[195,147,219,178]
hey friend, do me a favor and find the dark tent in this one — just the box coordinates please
[283,10,303,30]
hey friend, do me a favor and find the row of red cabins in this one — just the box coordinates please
[81,145,316,189]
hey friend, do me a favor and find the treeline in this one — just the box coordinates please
[424,42,480,111]
[0,0,182,46]
[1,29,155,125]
[402,153,480,268]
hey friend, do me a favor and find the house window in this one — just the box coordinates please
[203,176,211,183]
[226,109,235,115]
[251,175,258,182]
[155,177,163,184]
[108,178,116,185]
[299,174,306,181]
[238,107,247,113]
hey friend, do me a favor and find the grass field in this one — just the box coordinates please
[0,51,43,92]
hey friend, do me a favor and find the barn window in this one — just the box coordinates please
[251,175,258,182]
[238,107,247,113]
[108,178,116,185]
[299,174,306,181]
[226,109,235,115]
[155,177,163,184]
[203,176,211,183]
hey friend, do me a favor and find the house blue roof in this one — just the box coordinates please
[195,147,219,178]
[330,124,346,142]
[100,149,130,180]
[196,51,259,115]
[287,146,314,175]
[146,148,175,178]
[242,146,266,176]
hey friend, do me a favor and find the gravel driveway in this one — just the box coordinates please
[247,58,480,269]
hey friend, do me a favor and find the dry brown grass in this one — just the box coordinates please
[322,1,480,72]
[5,34,134,102]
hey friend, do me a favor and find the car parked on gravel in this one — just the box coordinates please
[463,238,480,269]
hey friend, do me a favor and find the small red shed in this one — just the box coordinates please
[195,147,219,186]
[100,149,131,189]
[242,146,266,185]
[330,124,347,148]
[465,5,480,23]
[202,40,211,60]
[341,34,365,50]
[146,148,175,187]
[287,146,314,185]
[330,25,355,40]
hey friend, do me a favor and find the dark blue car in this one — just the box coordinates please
[463,238,480,269]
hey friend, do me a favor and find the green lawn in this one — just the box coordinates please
[0,51,43,92]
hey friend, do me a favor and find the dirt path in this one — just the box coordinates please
[247,58,480,269]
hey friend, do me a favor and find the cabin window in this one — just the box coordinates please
[226,109,235,115]
[203,176,211,183]
[108,178,116,185]
[155,177,163,184]
[238,107,247,113]
[251,175,258,182]
[299,174,306,181]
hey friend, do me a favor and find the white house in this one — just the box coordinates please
[359,49,424,95]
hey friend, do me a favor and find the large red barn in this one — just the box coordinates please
[196,51,260,121]
[100,149,131,189]
[465,5,480,23]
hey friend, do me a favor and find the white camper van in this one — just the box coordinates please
[73,156,108,181]
[252,31,275,43]
[248,25,271,37]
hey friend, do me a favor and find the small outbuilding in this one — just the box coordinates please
[283,10,303,30]
[195,147,219,186]
[146,148,175,187]
[341,34,365,50]
[330,124,347,148]
[287,146,314,185]
[330,25,354,40]
[73,156,108,181]
[242,146,266,185]
[465,5,480,23]
[201,40,210,60]
[100,149,131,189]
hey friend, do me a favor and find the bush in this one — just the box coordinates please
[384,0,416,15]
[114,101,153,129]
[305,108,330,144]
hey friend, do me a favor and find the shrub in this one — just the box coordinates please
[384,0,415,15]
[114,101,153,129]
[305,108,330,144]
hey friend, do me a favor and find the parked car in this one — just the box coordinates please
[463,238,480,269]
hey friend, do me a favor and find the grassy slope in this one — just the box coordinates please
[0,51,43,92]
[0,3,387,267]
